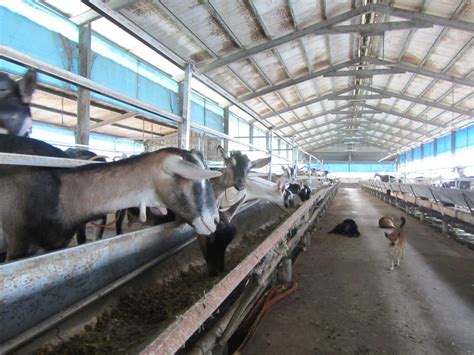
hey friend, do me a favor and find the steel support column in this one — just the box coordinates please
[178,63,192,150]
[223,107,230,151]
[76,23,91,146]
[267,128,273,181]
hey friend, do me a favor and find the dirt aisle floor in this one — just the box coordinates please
[243,188,474,354]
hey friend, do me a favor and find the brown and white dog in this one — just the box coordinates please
[384,217,407,271]
[379,216,396,229]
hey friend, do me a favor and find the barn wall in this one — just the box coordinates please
[0,3,224,132]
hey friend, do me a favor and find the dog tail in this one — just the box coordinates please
[399,217,406,229]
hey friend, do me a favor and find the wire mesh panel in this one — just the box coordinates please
[390,183,401,192]
[410,184,433,200]
[399,184,413,194]
[463,191,474,210]
[431,187,469,208]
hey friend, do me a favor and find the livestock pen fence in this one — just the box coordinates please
[360,181,474,248]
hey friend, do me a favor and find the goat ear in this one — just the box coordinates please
[163,155,222,180]
[18,69,37,104]
[251,156,271,169]
[217,145,229,161]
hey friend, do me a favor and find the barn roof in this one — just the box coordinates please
[29,1,474,160]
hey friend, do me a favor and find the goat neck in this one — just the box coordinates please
[59,153,166,222]
[210,167,232,199]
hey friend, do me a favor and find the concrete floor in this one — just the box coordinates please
[243,188,474,354]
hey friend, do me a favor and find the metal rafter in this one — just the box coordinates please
[198,4,375,73]
[262,87,355,119]
[301,133,404,150]
[285,0,315,132]
[80,0,296,151]
[362,54,474,87]
[239,60,356,101]
[327,94,391,100]
[308,138,398,152]
[361,104,445,128]
[276,104,354,130]
[239,0,308,133]
[379,3,473,32]
[309,139,399,152]
[296,118,421,144]
[360,85,473,117]
[78,0,474,155]
[301,133,406,149]
[324,68,406,78]
[357,124,419,143]
[197,3,473,73]
[371,0,470,146]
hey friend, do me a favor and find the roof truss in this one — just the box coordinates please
[198,4,474,73]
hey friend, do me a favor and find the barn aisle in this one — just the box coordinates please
[243,187,474,354]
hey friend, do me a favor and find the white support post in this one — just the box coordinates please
[292,136,297,165]
[249,123,254,150]
[178,63,192,150]
[76,23,91,146]
[223,107,230,152]
[267,128,273,181]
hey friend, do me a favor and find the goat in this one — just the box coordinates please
[282,163,298,183]
[115,145,271,234]
[374,173,400,183]
[279,181,312,209]
[64,148,108,245]
[0,136,109,245]
[0,69,36,136]
[0,133,69,159]
[114,145,271,276]
[0,147,221,261]
[328,219,360,238]
[199,146,271,276]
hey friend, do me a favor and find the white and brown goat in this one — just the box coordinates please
[0,147,221,261]
[0,136,108,246]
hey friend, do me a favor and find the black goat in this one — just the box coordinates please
[0,70,36,136]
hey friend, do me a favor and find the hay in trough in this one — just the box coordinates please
[36,216,284,354]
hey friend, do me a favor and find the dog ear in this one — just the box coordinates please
[384,232,389,239]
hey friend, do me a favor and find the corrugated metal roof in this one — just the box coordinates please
[39,0,474,160]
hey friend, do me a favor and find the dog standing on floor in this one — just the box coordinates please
[384,217,407,271]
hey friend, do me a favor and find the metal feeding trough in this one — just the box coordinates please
[0,184,338,354]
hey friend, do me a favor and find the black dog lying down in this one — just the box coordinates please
[328,218,360,238]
